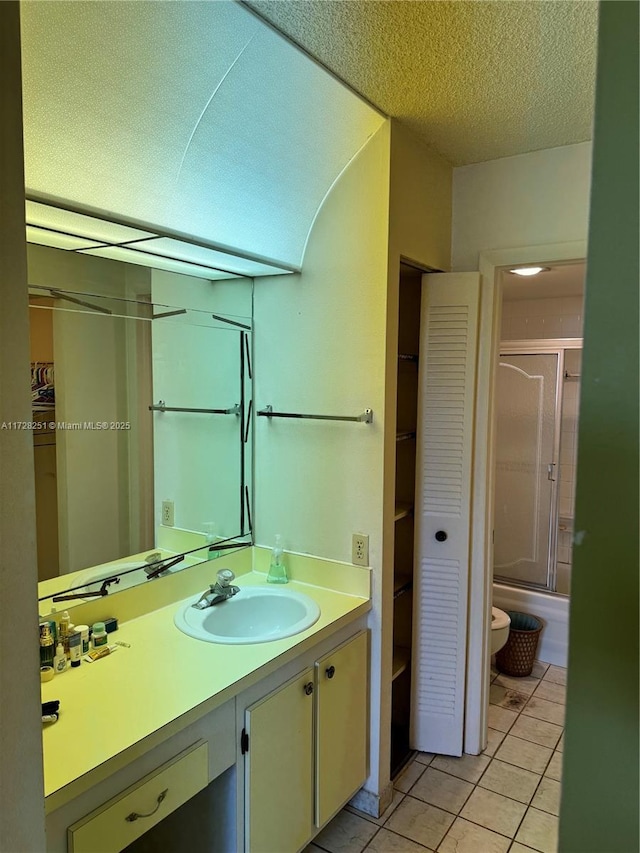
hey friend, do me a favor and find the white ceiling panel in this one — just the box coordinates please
[140,238,291,278]
[79,246,238,282]
[20,1,384,269]
[26,200,155,245]
[25,226,104,252]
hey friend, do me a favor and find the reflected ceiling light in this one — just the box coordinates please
[509,266,550,277]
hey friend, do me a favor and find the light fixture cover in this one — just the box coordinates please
[509,267,550,277]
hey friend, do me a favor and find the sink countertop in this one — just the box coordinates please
[41,566,370,810]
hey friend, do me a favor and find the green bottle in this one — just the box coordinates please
[267,534,288,584]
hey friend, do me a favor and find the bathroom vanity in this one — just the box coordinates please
[41,550,371,852]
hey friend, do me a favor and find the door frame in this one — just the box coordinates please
[464,240,587,754]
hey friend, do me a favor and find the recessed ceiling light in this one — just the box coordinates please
[509,266,550,277]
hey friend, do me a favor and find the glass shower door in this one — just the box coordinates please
[494,353,559,588]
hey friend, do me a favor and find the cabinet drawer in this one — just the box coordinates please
[68,741,208,853]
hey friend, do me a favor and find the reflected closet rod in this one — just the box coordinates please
[149,401,240,415]
[258,405,373,424]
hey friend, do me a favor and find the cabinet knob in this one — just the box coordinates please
[304,682,314,695]
[435,530,448,542]
[326,665,336,679]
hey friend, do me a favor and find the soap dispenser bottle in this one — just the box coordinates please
[267,534,288,584]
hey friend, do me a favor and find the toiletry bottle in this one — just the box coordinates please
[53,643,67,673]
[69,630,82,668]
[75,625,90,654]
[267,534,288,584]
[39,624,55,668]
[60,611,72,658]
[92,622,108,648]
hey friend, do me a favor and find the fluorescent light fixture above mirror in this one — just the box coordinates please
[25,199,294,281]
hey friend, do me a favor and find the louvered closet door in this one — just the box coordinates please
[411,272,481,756]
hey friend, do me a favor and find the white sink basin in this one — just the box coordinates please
[174,586,321,644]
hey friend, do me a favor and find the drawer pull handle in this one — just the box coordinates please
[304,682,314,695]
[326,665,336,679]
[125,789,168,822]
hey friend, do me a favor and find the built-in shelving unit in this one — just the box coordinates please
[394,502,413,522]
[390,263,423,778]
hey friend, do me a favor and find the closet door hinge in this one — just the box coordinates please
[547,462,556,481]
[241,728,249,755]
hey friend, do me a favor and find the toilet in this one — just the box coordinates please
[491,607,511,654]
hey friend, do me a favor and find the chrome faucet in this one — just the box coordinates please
[192,569,240,610]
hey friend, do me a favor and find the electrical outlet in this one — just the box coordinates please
[352,533,369,567]
[162,500,174,526]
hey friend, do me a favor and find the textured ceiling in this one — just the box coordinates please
[247,0,598,166]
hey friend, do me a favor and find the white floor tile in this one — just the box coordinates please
[478,758,541,804]
[521,697,565,726]
[515,807,559,853]
[490,684,530,712]
[313,810,379,853]
[533,680,566,705]
[460,786,526,837]
[509,715,563,749]
[531,777,562,816]
[556,733,564,753]
[494,673,540,695]
[510,844,539,852]
[410,767,473,814]
[483,727,506,757]
[495,735,553,774]
[385,797,454,850]
[531,661,549,679]
[364,827,433,852]
[542,665,566,686]
[414,752,436,766]
[438,817,511,853]
[544,751,563,782]
[395,760,426,793]
[488,704,519,733]
[431,753,491,784]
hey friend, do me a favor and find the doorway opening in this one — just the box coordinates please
[493,262,585,597]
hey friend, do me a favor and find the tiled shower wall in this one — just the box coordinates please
[501,296,583,341]
[501,297,583,595]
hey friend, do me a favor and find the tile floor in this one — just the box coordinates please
[306,661,566,853]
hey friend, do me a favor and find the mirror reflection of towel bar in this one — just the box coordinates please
[149,401,240,415]
[258,405,373,424]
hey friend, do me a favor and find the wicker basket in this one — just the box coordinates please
[496,611,543,677]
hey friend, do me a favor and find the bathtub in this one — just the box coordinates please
[493,583,569,667]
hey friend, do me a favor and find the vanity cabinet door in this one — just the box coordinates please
[245,667,314,853]
[315,631,369,828]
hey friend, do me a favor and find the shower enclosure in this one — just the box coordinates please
[493,341,582,595]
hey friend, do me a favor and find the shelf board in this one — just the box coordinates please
[396,430,416,443]
[393,573,413,599]
[392,647,411,682]
[394,502,413,522]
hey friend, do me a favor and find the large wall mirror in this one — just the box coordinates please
[31,243,253,614]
